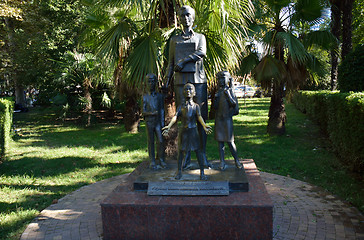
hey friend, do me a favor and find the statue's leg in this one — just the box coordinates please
[146,124,157,169]
[228,141,242,169]
[175,84,193,167]
[175,150,184,180]
[183,151,192,169]
[218,141,227,170]
[195,149,207,180]
[197,125,211,168]
[194,83,211,168]
[155,125,166,167]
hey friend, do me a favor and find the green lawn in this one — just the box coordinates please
[0,98,363,239]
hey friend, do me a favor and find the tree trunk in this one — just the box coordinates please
[268,28,286,136]
[341,0,354,59]
[83,78,93,127]
[14,83,25,106]
[208,83,218,120]
[159,0,176,28]
[163,92,178,157]
[4,17,26,106]
[124,92,140,133]
[113,47,140,133]
[159,0,178,156]
[267,81,286,136]
[330,2,341,90]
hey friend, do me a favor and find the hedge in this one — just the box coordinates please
[292,91,364,173]
[0,98,14,159]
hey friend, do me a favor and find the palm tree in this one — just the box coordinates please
[330,0,341,90]
[329,0,355,90]
[241,0,336,135]
[341,0,354,59]
[58,51,112,126]
[84,0,254,133]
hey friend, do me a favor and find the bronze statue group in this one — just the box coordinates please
[143,6,243,180]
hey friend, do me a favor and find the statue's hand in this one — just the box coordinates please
[204,125,212,134]
[162,126,170,136]
[174,59,185,72]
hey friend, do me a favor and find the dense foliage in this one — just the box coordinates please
[239,0,335,135]
[0,1,87,101]
[0,98,13,158]
[338,44,364,92]
[292,91,364,173]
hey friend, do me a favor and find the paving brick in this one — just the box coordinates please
[19,171,364,240]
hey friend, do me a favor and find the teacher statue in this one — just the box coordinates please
[165,5,211,168]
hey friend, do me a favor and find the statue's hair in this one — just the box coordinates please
[217,71,233,87]
[145,73,157,81]
[179,5,195,20]
[216,70,231,79]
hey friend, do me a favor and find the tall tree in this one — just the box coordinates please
[57,51,112,126]
[242,0,335,135]
[330,0,341,90]
[86,0,254,133]
[1,0,87,105]
[341,0,354,59]
[352,0,364,47]
[1,0,25,104]
[329,0,355,90]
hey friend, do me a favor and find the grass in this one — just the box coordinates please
[0,98,363,239]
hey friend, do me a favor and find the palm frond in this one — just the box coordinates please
[286,56,308,90]
[85,9,112,29]
[95,0,143,11]
[276,32,309,64]
[303,30,338,50]
[264,0,290,14]
[239,52,260,77]
[305,53,326,78]
[123,30,163,91]
[95,15,138,62]
[253,55,286,89]
[204,32,229,80]
[291,0,324,23]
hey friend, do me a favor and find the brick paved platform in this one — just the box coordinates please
[21,163,364,240]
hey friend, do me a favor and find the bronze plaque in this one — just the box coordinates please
[147,181,229,196]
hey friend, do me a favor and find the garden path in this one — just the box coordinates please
[20,165,364,240]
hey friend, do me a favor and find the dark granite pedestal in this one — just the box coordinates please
[134,159,249,193]
[101,159,273,240]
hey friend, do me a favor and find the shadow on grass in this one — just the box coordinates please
[0,156,141,178]
[1,156,97,177]
[12,124,148,153]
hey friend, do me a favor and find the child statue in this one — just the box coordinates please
[142,73,167,170]
[213,71,243,170]
[162,83,212,180]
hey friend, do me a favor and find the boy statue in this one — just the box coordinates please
[162,84,212,180]
[213,71,243,170]
[143,73,167,170]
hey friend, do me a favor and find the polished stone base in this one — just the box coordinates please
[101,159,273,240]
[134,160,249,193]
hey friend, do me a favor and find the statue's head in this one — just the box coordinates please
[179,5,195,29]
[183,83,196,98]
[146,73,157,91]
[217,71,231,88]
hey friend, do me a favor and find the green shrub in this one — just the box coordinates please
[292,91,364,173]
[338,44,364,92]
[0,98,14,158]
